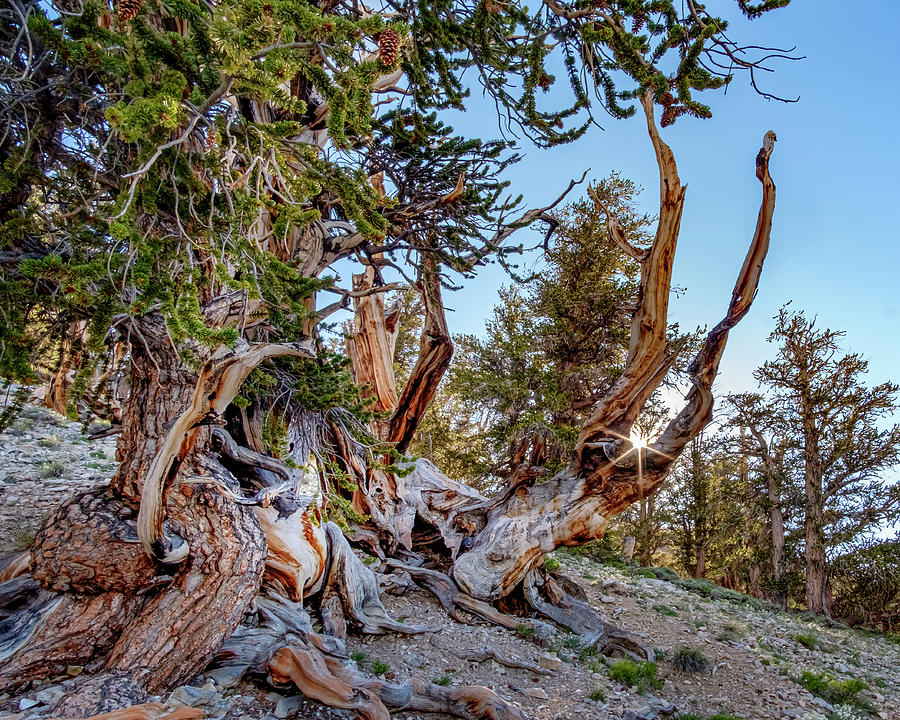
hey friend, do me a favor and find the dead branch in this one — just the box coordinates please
[429,635,552,675]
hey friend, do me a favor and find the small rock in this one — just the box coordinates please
[600,596,617,604]
[537,653,562,671]
[66,666,83,677]
[35,686,65,705]
[811,697,833,712]
[206,665,246,689]
[19,698,40,711]
[523,688,548,700]
[167,684,220,708]
[274,695,303,719]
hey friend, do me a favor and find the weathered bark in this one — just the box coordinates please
[269,642,528,720]
[45,321,88,416]
[0,316,320,703]
[386,253,453,453]
[346,265,401,415]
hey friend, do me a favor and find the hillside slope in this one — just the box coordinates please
[0,402,897,720]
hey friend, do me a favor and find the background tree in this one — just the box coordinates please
[753,306,900,615]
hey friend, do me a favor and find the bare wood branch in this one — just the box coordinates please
[136,339,315,563]
[387,253,453,453]
[429,635,552,675]
[653,130,776,462]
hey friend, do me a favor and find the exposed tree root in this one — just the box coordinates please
[385,560,520,629]
[10,704,205,720]
[523,571,652,661]
[269,642,528,720]
[429,635,552,676]
[320,524,430,637]
[0,551,29,583]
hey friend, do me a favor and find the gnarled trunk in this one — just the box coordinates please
[0,318,316,703]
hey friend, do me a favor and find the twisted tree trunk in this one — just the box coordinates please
[0,317,314,701]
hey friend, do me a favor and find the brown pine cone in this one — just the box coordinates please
[538,73,552,91]
[115,0,143,21]
[661,106,677,127]
[378,29,401,66]
[660,91,675,107]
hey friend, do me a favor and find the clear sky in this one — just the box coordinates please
[433,0,900,399]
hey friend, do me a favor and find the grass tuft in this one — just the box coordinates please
[608,659,663,693]
[672,646,709,674]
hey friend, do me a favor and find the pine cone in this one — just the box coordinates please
[538,73,552,92]
[660,91,675,107]
[378,29,401,66]
[115,0,143,21]
[632,14,645,33]
[661,106,677,128]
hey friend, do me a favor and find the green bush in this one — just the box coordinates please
[545,556,562,572]
[650,566,681,583]
[653,603,678,617]
[797,671,870,709]
[672,646,709,674]
[608,659,663,692]
[795,633,817,650]
[588,686,606,701]
[371,659,390,675]
[516,623,535,638]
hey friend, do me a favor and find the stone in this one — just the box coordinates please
[167,684,220,708]
[522,688,548,700]
[537,653,562,671]
[206,665,246,689]
[811,697,833,712]
[274,695,303,719]
[19,698,39,710]
[35,686,65,705]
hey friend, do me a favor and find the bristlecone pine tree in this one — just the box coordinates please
[0,0,794,716]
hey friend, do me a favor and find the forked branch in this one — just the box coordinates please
[136,339,315,562]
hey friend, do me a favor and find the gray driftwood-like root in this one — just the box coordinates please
[269,641,528,720]
[429,635,552,676]
[522,570,653,661]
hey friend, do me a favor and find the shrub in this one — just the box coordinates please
[434,675,452,686]
[545,556,561,572]
[795,633,817,650]
[371,659,390,675]
[588,686,606,701]
[654,603,678,617]
[797,671,870,709]
[717,621,745,643]
[608,659,662,692]
[650,566,681,583]
[516,623,535,638]
[672,646,709,674]
[38,459,66,478]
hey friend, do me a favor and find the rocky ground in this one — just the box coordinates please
[0,401,898,720]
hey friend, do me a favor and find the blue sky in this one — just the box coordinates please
[435,1,900,399]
